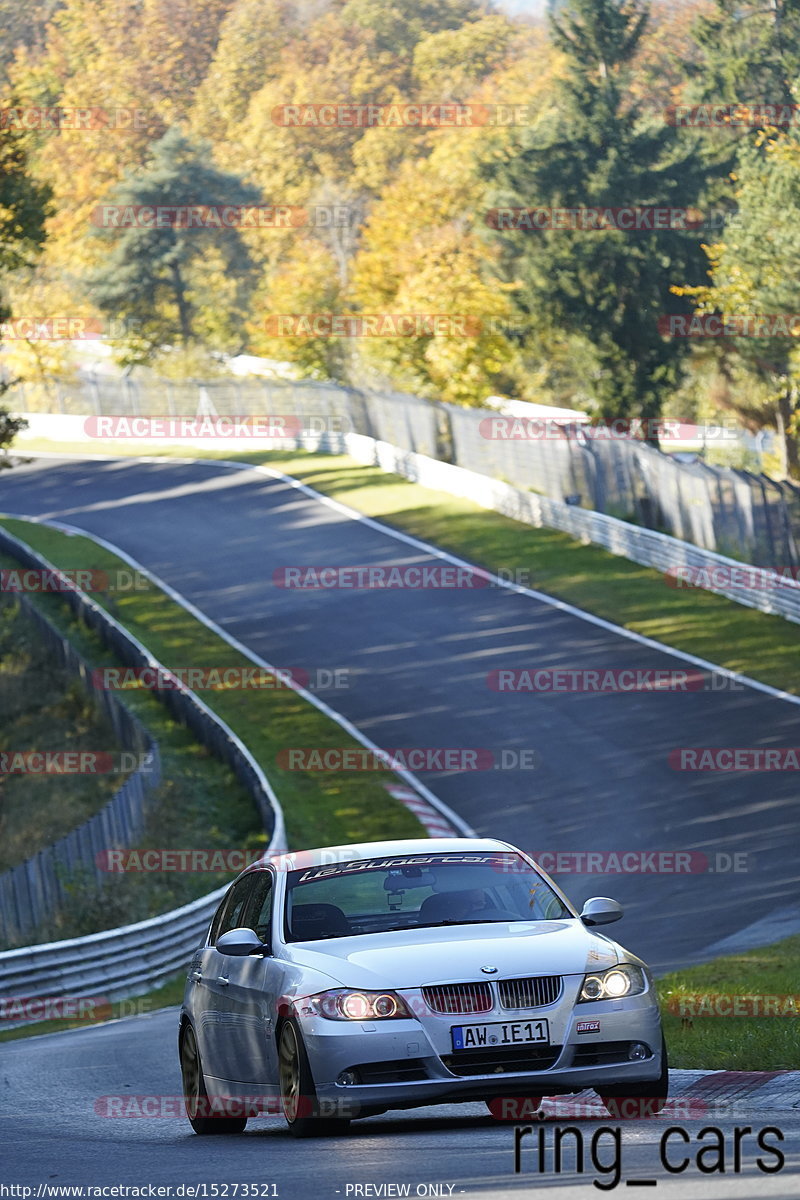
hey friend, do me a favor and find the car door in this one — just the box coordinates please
[213,869,282,1090]
[199,872,260,1085]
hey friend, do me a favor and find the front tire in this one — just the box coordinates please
[278,1020,351,1138]
[597,1035,669,1118]
[180,1024,248,1135]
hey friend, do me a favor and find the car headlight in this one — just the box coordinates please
[307,989,413,1021]
[578,964,646,1002]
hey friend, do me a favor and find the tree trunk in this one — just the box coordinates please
[776,384,800,479]
[170,261,192,345]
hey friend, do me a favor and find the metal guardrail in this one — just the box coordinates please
[0,528,286,1014]
[0,594,162,945]
[347,435,800,626]
[0,882,230,1010]
[10,371,800,568]
[0,526,285,845]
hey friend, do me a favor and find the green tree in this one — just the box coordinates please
[689,0,800,111]
[89,129,261,363]
[675,130,800,478]
[0,122,51,410]
[0,408,28,465]
[484,0,710,430]
[0,124,51,320]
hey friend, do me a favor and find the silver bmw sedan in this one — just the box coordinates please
[179,838,667,1136]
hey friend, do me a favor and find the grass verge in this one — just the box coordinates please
[0,579,263,947]
[0,597,131,868]
[658,934,800,1070]
[0,515,422,855]
[14,440,800,694]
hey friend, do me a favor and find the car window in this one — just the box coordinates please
[209,874,258,944]
[284,852,571,941]
[244,871,274,943]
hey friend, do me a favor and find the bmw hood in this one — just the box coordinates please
[286,920,623,988]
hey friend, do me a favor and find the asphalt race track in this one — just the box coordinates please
[3,455,800,1198]
[2,1010,799,1196]
[2,455,800,973]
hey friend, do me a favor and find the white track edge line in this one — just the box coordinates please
[0,503,475,839]
[10,450,800,709]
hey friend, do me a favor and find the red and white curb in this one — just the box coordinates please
[669,1068,800,1112]
[384,784,462,838]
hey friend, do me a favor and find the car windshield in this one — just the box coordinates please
[284,851,571,941]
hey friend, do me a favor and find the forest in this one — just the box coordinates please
[2,0,800,471]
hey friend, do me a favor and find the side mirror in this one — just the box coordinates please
[216,927,269,956]
[580,897,623,927]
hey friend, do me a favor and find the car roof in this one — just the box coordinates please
[242,837,518,876]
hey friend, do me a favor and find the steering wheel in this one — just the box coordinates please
[463,906,520,922]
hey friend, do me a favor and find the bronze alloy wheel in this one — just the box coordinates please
[278,1020,351,1138]
[180,1024,248,1135]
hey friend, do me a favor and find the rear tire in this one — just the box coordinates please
[597,1035,669,1118]
[180,1024,248,1135]
[278,1020,351,1138]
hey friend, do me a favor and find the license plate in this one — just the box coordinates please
[451,1019,550,1051]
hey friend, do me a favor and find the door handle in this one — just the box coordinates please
[190,971,202,982]
[216,976,229,986]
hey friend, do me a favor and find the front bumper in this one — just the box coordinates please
[295,984,663,1113]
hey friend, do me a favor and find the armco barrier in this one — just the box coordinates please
[10,372,800,566]
[0,594,162,946]
[0,882,230,1013]
[344,433,800,625]
[13,412,800,622]
[0,528,285,1014]
[0,525,285,845]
